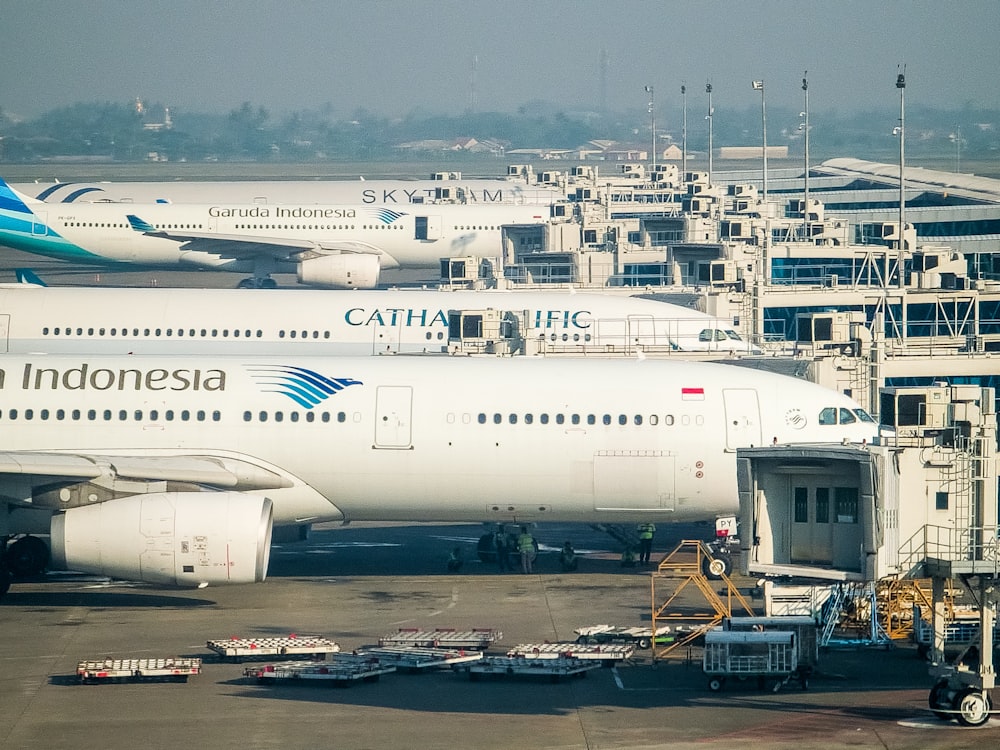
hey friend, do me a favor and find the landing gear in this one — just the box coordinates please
[237,277,278,289]
[927,680,994,726]
[702,553,732,580]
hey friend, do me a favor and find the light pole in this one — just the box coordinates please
[896,67,906,289]
[645,85,655,175]
[681,83,687,178]
[801,72,809,236]
[752,79,767,202]
[705,82,713,185]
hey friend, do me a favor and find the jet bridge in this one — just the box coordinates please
[736,383,999,725]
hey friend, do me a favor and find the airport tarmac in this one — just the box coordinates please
[0,254,998,748]
[2,521,998,750]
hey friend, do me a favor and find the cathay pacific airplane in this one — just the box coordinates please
[0,177,554,288]
[0,353,875,596]
[13,178,565,206]
[0,285,758,356]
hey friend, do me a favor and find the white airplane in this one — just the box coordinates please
[0,284,758,356]
[0,353,876,596]
[0,177,554,288]
[13,179,564,206]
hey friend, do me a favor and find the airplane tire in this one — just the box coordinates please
[954,687,992,727]
[236,278,256,289]
[702,555,731,580]
[929,679,955,721]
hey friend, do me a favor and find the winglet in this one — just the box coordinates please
[126,214,158,233]
[15,269,47,286]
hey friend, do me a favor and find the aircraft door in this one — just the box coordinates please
[370,319,402,354]
[627,315,656,348]
[414,215,442,241]
[722,388,762,450]
[374,385,413,449]
[0,314,9,353]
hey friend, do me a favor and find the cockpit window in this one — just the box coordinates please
[725,330,742,341]
[698,329,713,342]
[839,408,857,424]
[853,409,876,423]
[818,407,837,425]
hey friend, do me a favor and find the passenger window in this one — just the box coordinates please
[525,414,533,425]
[618,414,627,426]
[571,414,579,425]
[540,414,549,424]
[603,414,612,426]
[493,413,501,424]
[587,414,596,425]
[478,413,486,424]
[509,414,517,424]
[244,411,252,422]
[818,407,837,425]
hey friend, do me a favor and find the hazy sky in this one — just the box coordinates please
[2,0,998,120]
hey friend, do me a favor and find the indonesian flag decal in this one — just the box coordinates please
[681,386,705,401]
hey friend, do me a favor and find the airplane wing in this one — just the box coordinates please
[126,215,382,261]
[0,451,293,508]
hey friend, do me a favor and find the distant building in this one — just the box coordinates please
[718,146,788,159]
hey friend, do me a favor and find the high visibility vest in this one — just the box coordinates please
[638,524,655,540]
[518,534,534,553]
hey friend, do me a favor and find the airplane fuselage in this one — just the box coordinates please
[0,286,754,356]
[1,354,876,527]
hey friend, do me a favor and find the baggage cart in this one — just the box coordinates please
[77,657,202,683]
[703,629,805,692]
[206,634,340,662]
[455,655,601,682]
[378,627,501,650]
[244,654,395,686]
[506,641,634,665]
[352,645,484,672]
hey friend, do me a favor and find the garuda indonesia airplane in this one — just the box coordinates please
[0,177,552,288]
[0,353,876,598]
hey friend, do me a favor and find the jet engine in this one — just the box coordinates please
[49,492,272,587]
[297,253,380,288]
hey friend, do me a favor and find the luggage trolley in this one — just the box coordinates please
[702,629,802,692]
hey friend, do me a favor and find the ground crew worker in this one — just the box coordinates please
[637,522,656,564]
[559,541,578,572]
[447,546,463,572]
[517,526,535,574]
[494,524,510,572]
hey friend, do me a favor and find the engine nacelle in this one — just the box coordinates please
[297,253,380,288]
[49,492,272,587]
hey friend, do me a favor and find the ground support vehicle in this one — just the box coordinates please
[506,642,634,666]
[702,629,806,692]
[206,635,340,662]
[378,627,502,650]
[352,645,484,672]
[574,624,674,650]
[455,655,601,682]
[77,657,201,683]
[243,654,395,686]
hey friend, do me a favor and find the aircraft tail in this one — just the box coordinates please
[0,177,42,211]
[15,269,47,286]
